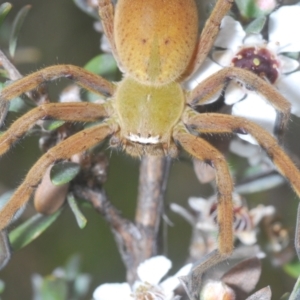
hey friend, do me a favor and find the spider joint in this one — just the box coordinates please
[232,127,247,135]
[204,159,214,168]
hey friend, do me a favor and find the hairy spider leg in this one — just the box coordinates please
[179,112,300,299]
[0,102,111,155]
[174,127,234,255]
[98,0,120,67]
[0,65,116,102]
[183,0,234,80]
[186,113,300,196]
[174,127,234,300]
[175,111,300,299]
[187,67,291,140]
[0,123,115,230]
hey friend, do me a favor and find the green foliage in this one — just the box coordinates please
[84,54,119,101]
[0,3,12,29]
[236,0,275,19]
[50,162,81,186]
[9,5,31,57]
[9,210,62,251]
[42,120,65,131]
[0,280,5,294]
[67,194,87,229]
[32,254,92,300]
[284,261,300,279]
[9,96,29,113]
[245,16,266,34]
[33,276,68,300]
[84,53,118,80]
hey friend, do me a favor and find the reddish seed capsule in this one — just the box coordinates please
[34,166,69,215]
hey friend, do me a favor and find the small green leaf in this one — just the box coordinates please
[9,210,62,251]
[0,3,12,29]
[245,17,266,34]
[9,5,31,58]
[0,279,5,294]
[64,254,81,281]
[9,96,28,113]
[67,194,87,229]
[235,0,255,18]
[84,54,120,101]
[0,68,9,79]
[284,261,300,278]
[236,0,273,19]
[84,54,118,78]
[280,293,290,300]
[50,162,81,186]
[42,120,65,131]
[39,276,68,300]
[65,255,81,279]
[74,274,92,297]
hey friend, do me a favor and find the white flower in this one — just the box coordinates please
[188,193,275,245]
[229,139,268,166]
[200,280,236,300]
[212,5,300,144]
[93,256,192,300]
[188,5,300,145]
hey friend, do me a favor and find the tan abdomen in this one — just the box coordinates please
[114,0,198,86]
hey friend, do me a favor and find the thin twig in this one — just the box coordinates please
[73,155,171,284]
[0,49,49,111]
[0,49,22,124]
[73,185,141,284]
[135,156,171,265]
[0,49,23,80]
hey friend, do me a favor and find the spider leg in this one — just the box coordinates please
[187,67,291,139]
[0,101,111,155]
[0,65,116,104]
[173,125,234,299]
[174,126,234,254]
[0,122,116,231]
[179,249,228,300]
[98,0,120,66]
[185,112,300,198]
[183,0,234,80]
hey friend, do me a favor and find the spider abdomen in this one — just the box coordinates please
[114,0,198,86]
[115,77,184,146]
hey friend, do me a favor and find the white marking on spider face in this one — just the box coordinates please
[127,133,160,144]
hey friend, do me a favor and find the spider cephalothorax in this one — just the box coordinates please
[0,0,300,299]
[112,77,185,156]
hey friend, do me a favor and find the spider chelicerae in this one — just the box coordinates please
[0,0,300,299]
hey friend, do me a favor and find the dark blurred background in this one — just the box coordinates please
[0,0,299,299]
